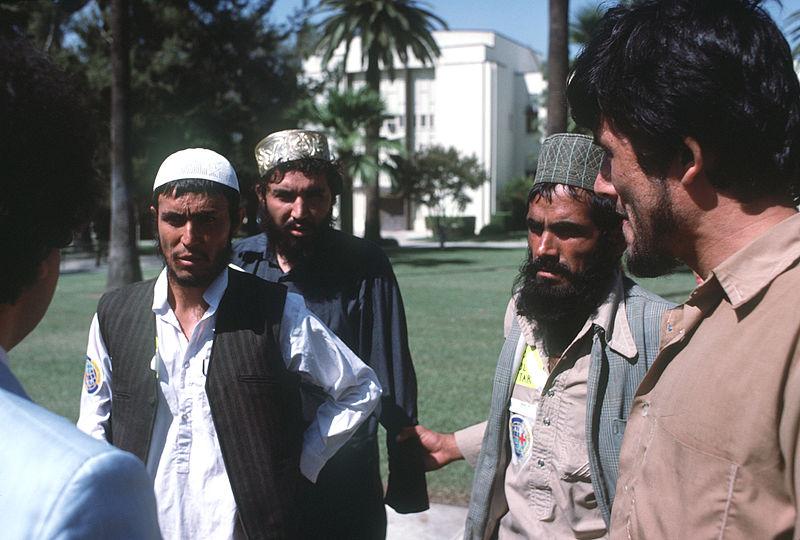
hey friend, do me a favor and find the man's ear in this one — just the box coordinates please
[680,137,705,187]
[149,205,157,219]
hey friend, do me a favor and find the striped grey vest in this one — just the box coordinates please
[97,269,303,540]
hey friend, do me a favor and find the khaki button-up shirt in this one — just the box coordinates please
[610,213,800,540]
[458,272,636,539]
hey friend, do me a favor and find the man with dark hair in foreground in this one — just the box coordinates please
[568,0,800,537]
[402,134,672,539]
[0,35,160,538]
[233,129,427,539]
[78,148,381,539]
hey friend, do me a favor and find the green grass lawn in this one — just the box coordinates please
[8,247,695,505]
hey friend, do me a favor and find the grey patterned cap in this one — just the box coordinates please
[533,133,605,191]
[254,129,332,177]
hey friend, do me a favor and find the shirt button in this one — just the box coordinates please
[543,418,551,426]
[537,458,545,467]
[547,389,555,397]
[183,362,190,369]
[642,402,650,417]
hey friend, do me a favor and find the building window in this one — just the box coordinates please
[526,106,538,134]
[420,114,427,127]
[429,114,434,128]
[398,115,404,128]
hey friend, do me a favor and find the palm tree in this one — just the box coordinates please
[107,0,142,289]
[315,0,446,242]
[570,3,606,48]
[788,9,800,60]
[547,0,570,135]
[296,87,400,235]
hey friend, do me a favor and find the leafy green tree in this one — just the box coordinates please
[315,0,446,242]
[10,0,306,248]
[391,145,487,247]
[294,86,401,234]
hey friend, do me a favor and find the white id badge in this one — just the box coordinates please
[508,398,537,466]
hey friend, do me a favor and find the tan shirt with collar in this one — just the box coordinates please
[610,212,800,540]
[457,271,637,539]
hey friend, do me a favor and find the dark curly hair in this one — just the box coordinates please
[0,35,100,304]
[256,158,344,197]
[567,0,800,204]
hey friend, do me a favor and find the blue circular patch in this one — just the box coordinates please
[84,356,101,394]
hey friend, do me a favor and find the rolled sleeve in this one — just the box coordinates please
[76,314,114,441]
[280,293,382,482]
[455,421,488,467]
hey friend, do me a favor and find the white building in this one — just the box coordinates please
[304,30,544,235]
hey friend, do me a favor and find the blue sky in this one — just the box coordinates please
[269,0,800,56]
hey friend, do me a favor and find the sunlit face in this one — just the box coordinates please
[526,184,602,286]
[594,120,681,277]
[153,191,234,288]
[262,170,333,239]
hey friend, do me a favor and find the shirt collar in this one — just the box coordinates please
[517,269,637,359]
[709,212,800,308]
[152,265,230,318]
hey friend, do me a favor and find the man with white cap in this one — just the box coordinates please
[78,148,382,539]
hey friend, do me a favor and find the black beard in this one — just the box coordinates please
[262,211,333,269]
[514,242,620,356]
[625,180,682,277]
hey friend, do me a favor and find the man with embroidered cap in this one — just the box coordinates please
[401,133,672,539]
[77,147,382,539]
[0,34,160,539]
[568,0,800,537]
[233,129,427,538]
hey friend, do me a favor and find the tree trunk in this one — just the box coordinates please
[107,0,142,289]
[363,60,382,242]
[546,0,570,135]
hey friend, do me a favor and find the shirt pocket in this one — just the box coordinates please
[622,419,739,540]
[558,435,592,482]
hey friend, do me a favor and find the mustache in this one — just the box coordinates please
[528,256,575,279]
[281,217,316,231]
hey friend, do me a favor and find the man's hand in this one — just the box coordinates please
[397,425,463,471]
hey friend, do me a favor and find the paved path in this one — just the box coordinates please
[387,503,467,540]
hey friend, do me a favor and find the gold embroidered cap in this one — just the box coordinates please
[254,129,332,177]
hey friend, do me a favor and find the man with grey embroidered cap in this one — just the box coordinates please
[77,147,381,539]
[401,133,672,539]
[234,129,427,539]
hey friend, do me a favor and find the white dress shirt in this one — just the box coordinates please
[77,266,381,540]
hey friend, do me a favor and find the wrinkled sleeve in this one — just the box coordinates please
[76,314,113,441]
[279,293,382,483]
[40,449,161,539]
[360,257,429,513]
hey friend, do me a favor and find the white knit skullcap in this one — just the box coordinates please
[153,148,239,192]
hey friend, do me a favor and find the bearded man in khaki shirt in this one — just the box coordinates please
[568,0,800,538]
[401,134,672,539]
